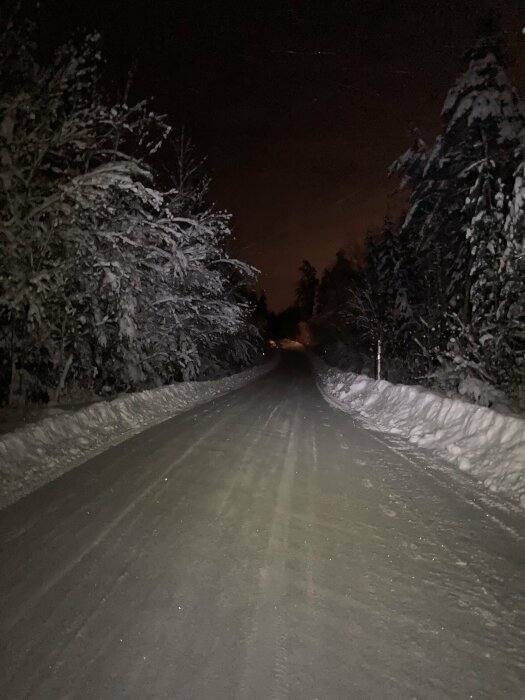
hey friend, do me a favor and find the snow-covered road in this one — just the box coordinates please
[1,352,525,699]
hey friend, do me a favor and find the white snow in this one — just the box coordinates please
[0,359,276,509]
[313,358,525,507]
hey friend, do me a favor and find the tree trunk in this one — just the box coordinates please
[375,338,382,380]
[54,353,73,404]
[8,353,21,407]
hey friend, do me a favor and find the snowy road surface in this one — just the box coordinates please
[1,352,525,699]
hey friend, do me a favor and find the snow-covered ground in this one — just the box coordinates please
[313,358,525,507]
[0,359,276,510]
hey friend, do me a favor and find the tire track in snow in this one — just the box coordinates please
[236,397,300,700]
[14,389,274,696]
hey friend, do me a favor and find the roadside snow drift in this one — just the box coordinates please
[313,359,525,507]
[0,360,276,510]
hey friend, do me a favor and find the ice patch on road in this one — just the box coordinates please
[0,359,276,509]
[312,357,525,508]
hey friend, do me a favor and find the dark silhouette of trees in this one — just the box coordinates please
[295,260,319,321]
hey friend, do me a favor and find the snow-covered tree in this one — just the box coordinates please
[393,34,524,276]
[0,20,261,405]
[451,160,524,402]
[326,27,525,403]
[385,28,525,401]
[500,164,525,403]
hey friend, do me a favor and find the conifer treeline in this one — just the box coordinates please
[318,33,525,406]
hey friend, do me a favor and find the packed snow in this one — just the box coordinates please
[0,359,276,509]
[2,352,525,700]
[313,358,525,507]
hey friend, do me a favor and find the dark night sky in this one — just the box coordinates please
[13,0,525,308]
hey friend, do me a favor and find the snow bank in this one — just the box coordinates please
[0,359,276,509]
[313,358,525,507]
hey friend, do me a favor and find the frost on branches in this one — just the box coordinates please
[0,22,261,406]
